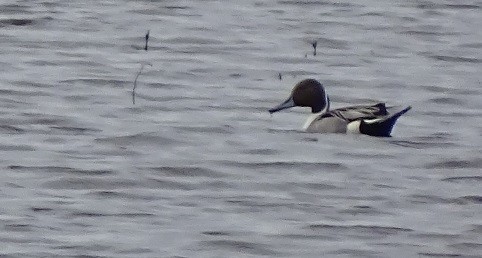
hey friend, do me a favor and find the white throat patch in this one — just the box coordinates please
[302,94,330,131]
[303,113,322,130]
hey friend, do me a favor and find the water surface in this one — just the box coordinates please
[0,0,481,257]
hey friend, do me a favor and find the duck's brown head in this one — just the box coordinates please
[269,79,329,114]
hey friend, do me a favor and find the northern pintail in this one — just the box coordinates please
[269,79,411,137]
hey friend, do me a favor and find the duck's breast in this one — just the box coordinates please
[305,116,348,133]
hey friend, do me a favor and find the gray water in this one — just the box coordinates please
[0,0,481,257]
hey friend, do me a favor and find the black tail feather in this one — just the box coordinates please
[360,106,411,137]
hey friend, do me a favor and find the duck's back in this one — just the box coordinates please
[305,103,389,133]
[326,103,388,122]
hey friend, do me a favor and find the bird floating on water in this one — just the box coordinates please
[269,79,411,137]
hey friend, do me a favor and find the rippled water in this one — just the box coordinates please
[1,0,481,257]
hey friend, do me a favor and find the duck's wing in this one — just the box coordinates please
[321,103,388,122]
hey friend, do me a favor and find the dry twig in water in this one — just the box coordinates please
[144,30,150,51]
[132,63,151,105]
[312,41,317,56]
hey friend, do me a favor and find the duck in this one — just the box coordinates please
[269,79,411,137]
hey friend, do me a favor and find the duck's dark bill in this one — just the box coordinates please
[269,96,295,114]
